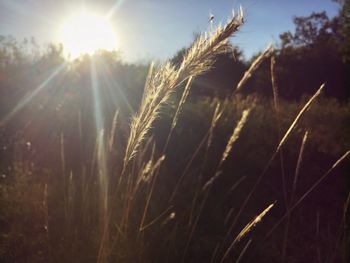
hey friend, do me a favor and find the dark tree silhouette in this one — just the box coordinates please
[248,7,349,101]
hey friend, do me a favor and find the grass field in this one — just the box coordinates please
[0,10,349,263]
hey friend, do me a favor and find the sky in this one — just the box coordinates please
[0,0,341,62]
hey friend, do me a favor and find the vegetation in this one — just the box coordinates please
[0,2,349,263]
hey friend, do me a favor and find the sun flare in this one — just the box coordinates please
[59,11,118,58]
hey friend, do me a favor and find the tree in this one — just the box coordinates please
[272,9,348,100]
[280,11,341,48]
[337,0,350,62]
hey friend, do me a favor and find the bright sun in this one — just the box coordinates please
[59,11,118,58]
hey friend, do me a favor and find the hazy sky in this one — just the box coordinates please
[0,0,340,62]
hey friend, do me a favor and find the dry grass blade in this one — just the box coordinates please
[270,56,279,111]
[123,10,244,172]
[203,108,251,191]
[108,110,119,152]
[178,8,244,78]
[139,155,165,185]
[209,243,221,263]
[139,155,166,231]
[291,131,308,204]
[220,108,251,165]
[270,55,289,262]
[207,101,224,149]
[270,55,287,208]
[236,43,273,91]
[340,192,350,262]
[171,76,193,130]
[224,208,235,226]
[266,150,350,238]
[143,61,155,97]
[226,84,324,243]
[270,55,287,206]
[282,130,309,262]
[60,133,68,219]
[235,239,252,263]
[187,101,224,227]
[221,202,275,263]
[163,76,193,153]
[236,202,275,242]
[139,205,173,232]
[277,83,324,153]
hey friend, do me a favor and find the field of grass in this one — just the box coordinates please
[0,11,349,263]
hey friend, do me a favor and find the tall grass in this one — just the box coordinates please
[1,8,349,263]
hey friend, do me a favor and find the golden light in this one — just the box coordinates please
[59,11,118,58]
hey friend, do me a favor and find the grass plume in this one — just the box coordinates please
[123,10,244,172]
[220,202,275,263]
[236,44,273,91]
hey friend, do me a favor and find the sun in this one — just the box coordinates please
[59,11,118,58]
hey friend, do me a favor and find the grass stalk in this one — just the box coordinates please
[282,131,308,262]
[265,150,350,238]
[224,83,325,243]
[220,202,275,263]
[235,44,273,91]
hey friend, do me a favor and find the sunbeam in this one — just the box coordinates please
[96,57,135,114]
[90,58,109,260]
[90,60,105,132]
[106,0,126,19]
[90,60,108,184]
[0,63,66,127]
